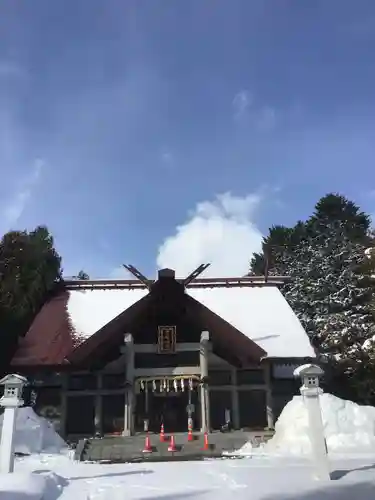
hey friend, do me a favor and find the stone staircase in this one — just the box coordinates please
[74,430,273,463]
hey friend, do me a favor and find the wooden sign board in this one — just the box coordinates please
[157,326,176,353]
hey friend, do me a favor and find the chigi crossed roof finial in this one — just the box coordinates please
[122,264,152,289]
[122,263,211,289]
[182,264,210,286]
[63,262,289,291]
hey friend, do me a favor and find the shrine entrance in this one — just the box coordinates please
[151,392,187,432]
[136,376,200,433]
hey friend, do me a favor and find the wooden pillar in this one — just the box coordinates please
[60,374,68,439]
[123,333,135,436]
[145,385,149,414]
[264,362,274,429]
[231,368,240,429]
[94,374,103,436]
[199,331,210,432]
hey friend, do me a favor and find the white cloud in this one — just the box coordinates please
[1,159,44,232]
[156,192,264,277]
[232,90,252,119]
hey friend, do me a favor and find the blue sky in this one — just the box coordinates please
[1,1,375,278]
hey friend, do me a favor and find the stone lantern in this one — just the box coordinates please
[293,364,330,481]
[0,373,28,473]
[295,363,324,392]
[0,374,27,405]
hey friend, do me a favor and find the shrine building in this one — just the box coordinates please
[10,265,316,440]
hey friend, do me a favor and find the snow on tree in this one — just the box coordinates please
[268,222,375,401]
[250,194,375,401]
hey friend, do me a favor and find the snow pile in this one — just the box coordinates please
[0,407,67,455]
[0,473,47,500]
[0,471,64,500]
[256,393,375,456]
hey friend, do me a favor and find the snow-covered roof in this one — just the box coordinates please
[66,285,316,359]
[293,363,323,378]
[188,287,316,359]
[67,289,149,341]
[0,373,28,386]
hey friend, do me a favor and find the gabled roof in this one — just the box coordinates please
[11,289,149,368]
[68,284,266,367]
[11,276,315,368]
[11,291,74,367]
[67,288,148,341]
[188,287,316,359]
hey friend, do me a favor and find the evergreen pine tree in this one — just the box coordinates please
[77,270,89,280]
[268,223,375,401]
[0,226,62,373]
[250,194,375,402]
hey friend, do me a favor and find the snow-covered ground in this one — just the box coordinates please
[3,396,375,499]
[7,452,375,500]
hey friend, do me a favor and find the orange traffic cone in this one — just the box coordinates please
[187,419,193,442]
[201,431,209,451]
[142,433,152,453]
[160,423,165,442]
[168,434,177,452]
